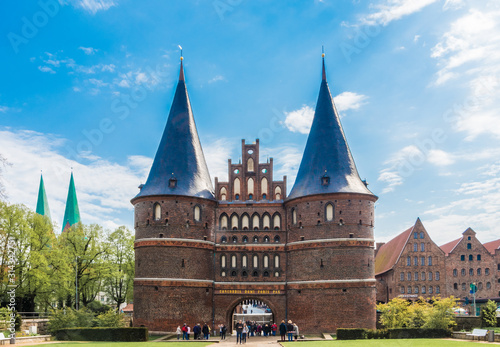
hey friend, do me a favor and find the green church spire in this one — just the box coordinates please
[36,173,51,220]
[62,172,81,232]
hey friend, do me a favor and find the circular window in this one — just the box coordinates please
[234,169,240,174]
[248,149,254,154]
[262,168,267,173]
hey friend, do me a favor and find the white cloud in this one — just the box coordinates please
[427,149,455,166]
[260,145,303,192]
[413,35,420,42]
[208,75,225,84]
[283,105,314,134]
[361,0,439,26]
[283,92,368,134]
[443,0,466,11]
[203,137,236,183]
[0,106,10,113]
[378,145,423,193]
[72,0,116,14]
[0,128,150,231]
[38,66,56,74]
[79,46,98,55]
[101,64,115,72]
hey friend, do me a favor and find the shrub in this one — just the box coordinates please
[94,310,126,328]
[55,327,148,342]
[422,296,457,330]
[366,329,388,339]
[47,308,94,334]
[480,300,497,328]
[377,298,412,328]
[388,328,451,339]
[87,301,112,314]
[336,328,367,340]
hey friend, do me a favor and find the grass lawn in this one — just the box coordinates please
[282,339,483,347]
[39,342,213,346]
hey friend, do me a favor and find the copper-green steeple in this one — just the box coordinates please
[62,172,81,232]
[36,173,51,220]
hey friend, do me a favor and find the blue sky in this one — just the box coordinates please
[1,0,499,245]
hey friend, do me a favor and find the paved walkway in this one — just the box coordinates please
[208,335,285,346]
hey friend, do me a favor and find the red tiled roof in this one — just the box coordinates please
[122,303,133,312]
[484,239,500,255]
[375,225,413,276]
[440,238,462,256]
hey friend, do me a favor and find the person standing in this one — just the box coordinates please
[193,323,201,340]
[182,324,188,340]
[271,322,277,337]
[202,323,209,340]
[279,320,287,341]
[186,324,191,340]
[176,326,182,340]
[293,323,299,340]
[242,323,248,344]
[235,320,244,344]
[220,324,227,340]
[287,320,294,341]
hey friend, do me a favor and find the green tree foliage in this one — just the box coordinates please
[378,296,457,330]
[480,300,498,327]
[0,154,10,201]
[94,309,126,327]
[47,308,95,334]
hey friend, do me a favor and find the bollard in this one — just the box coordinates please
[488,330,494,342]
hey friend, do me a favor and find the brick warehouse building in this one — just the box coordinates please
[375,219,500,313]
[131,55,378,333]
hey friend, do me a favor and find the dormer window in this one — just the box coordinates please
[169,175,177,188]
[321,172,330,186]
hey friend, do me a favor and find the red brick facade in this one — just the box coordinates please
[133,140,377,333]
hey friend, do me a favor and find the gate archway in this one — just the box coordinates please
[227,298,276,334]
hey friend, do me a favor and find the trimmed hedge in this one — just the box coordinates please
[55,327,148,342]
[337,328,367,340]
[337,328,451,340]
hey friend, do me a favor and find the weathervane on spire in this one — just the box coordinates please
[322,45,325,58]
[178,45,183,61]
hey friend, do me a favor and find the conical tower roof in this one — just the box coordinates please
[36,173,51,220]
[134,58,214,200]
[62,172,81,232]
[288,56,375,200]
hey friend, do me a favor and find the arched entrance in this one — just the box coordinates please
[228,298,275,334]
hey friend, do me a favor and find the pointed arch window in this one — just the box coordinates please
[253,255,258,268]
[274,255,280,268]
[234,178,240,199]
[247,158,254,172]
[292,208,297,225]
[275,186,282,200]
[231,255,237,268]
[248,178,254,197]
[252,214,260,230]
[221,255,226,268]
[220,215,228,230]
[273,214,281,230]
[154,203,161,221]
[231,214,239,230]
[325,203,334,221]
[193,205,201,222]
[263,255,269,268]
[242,255,247,268]
[261,177,268,197]
[263,215,271,230]
[220,187,227,201]
[242,215,250,230]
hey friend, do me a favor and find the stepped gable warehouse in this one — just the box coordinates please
[131,54,378,333]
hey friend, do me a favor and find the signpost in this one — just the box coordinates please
[469,283,477,316]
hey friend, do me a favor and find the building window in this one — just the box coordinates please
[274,235,280,243]
[469,255,473,261]
[325,203,334,221]
[414,257,418,266]
[242,270,248,277]
[401,286,405,294]
[153,203,161,221]
[406,272,410,281]
[407,256,411,266]
[453,269,457,277]
[428,256,432,266]
[414,232,418,239]
[400,272,404,281]
[232,236,237,243]
[247,157,254,172]
[485,268,489,275]
[422,286,426,294]
[408,286,412,294]
[477,254,481,261]
[253,236,258,243]
[263,255,269,268]
[241,255,247,268]
[274,255,280,268]
[454,283,458,290]
[231,214,239,230]
[415,286,419,294]
[275,186,282,200]
[252,271,258,277]
[273,214,281,230]
[469,268,473,276]
[263,214,271,230]
[421,272,426,281]
[274,271,280,277]
[221,255,226,268]
[261,177,268,197]
[467,243,471,249]
[221,236,227,243]
[436,286,440,294]
[221,271,226,277]
[428,272,433,281]
[263,235,270,243]
[436,272,440,281]
[414,243,418,252]
[231,255,237,268]
[241,214,250,230]
[243,236,248,243]
[193,205,201,222]
[220,187,227,201]
[461,268,465,276]
[477,268,481,276]
[414,272,418,281]
[421,257,425,266]
[292,208,297,225]
[478,282,483,290]
[421,243,425,252]
[220,214,228,230]
[461,255,465,261]
[247,178,254,197]
[420,232,424,239]
[486,282,491,289]
[253,255,258,268]
[234,178,241,199]
[429,286,433,294]
[231,271,237,277]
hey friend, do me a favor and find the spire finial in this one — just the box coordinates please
[322,46,326,81]
[178,45,184,81]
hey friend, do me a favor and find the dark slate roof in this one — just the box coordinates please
[287,58,375,200]
[134,61,215,200]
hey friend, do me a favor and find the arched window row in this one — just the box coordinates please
[219,179,281,201]
[220,235,280,244]
[218,213,281,230]
[221,270,280,278]
[151,203,202,224]
[220,254,281,271]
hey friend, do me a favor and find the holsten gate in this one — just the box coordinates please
[131,55,378,333]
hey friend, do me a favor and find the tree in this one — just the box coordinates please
[422,296,457,329]
[103,226,134,311]
[480,300,497,327]
[0,154,10,201]
[377,297,412,328]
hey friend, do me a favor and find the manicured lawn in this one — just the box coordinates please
[282,339,483,347]
[40,342,213,346]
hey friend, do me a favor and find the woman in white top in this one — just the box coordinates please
[176,326,182,340]
[242,324,249,343]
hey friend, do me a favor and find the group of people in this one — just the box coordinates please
[279,320,299,342]
[176,319,299,342]
[176,323,214,340]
